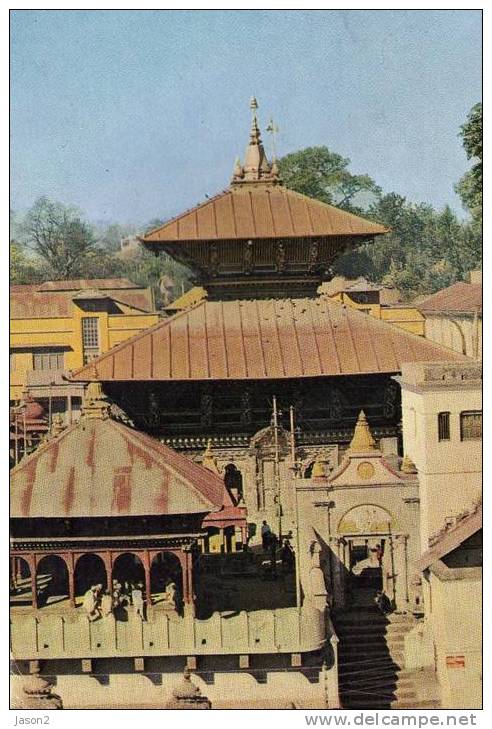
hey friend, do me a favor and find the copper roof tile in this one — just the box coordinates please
[69,297,467,383]
[142,187,388,244]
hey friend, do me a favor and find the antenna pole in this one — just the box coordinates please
[273,395,282,541]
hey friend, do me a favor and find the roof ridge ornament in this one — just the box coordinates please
[348,410,377,453]
[231,97,281,187]
[81,381,111,420]
[202,438,220,474]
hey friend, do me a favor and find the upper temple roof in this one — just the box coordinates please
[141,98,388,248]
[141,185,388,245]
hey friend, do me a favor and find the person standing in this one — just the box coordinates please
[261,520,272,551]
[132,583,145,621]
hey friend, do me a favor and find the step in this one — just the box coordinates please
[338,676,414,691]
[339,651,405,665]
[339,636,405,650]
[393,699,441,709]
[338,665,414,681]
[335,622,413,635]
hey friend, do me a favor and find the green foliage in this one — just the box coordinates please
[9,241,47,285]
[11,105,481,301]
[455,102,482,229]
[333,192,481,299]
[22,197,97,279]
[12,199,192,307]
[278,104,482,299]
[278,146,381,212]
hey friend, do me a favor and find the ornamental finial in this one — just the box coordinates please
[348,411,376,453]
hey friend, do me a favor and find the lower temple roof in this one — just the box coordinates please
[68,296,467,383]
[10,413,239,520]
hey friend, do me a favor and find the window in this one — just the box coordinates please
[9,353,15,372]
[438,412,450,441]
[33,351,64,370]
[82,317,100,364]
[460,411,482,441]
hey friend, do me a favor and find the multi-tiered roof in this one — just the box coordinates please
[141,98,388,300]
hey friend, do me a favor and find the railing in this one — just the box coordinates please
[10,605,326,660]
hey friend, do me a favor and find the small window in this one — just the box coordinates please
[82,317,100,364]
[438,412,450,441]
[460,411,482,441]
[9,353,15,372]
[33,351,64,370]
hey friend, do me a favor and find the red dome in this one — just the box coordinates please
[22,396,45,420]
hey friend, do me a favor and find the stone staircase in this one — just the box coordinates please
[333,607,440,709]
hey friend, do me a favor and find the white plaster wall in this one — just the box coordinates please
[429,574,482,709]
[11,668,330,709]
[401,385,481,548]
[424,316,482,359]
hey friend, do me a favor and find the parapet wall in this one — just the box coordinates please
[10,605,326,660]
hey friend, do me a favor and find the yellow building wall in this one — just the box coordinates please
[10,305,158,401]
[330,292,425,336]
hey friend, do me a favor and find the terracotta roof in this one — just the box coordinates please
[69,297,466,383]
[10,291,74,319]
[37,279,142,291]
[142,186,388,244]
[418,282,482,315]
[416,504,482,571]
[10,416,236,519]
[10,287,155,318]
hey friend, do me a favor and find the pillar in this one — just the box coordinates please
[393,535,409,611]
[180,548,195,616]
[143,550,152,607]
[65,552,75,608]
[30,555,38,610]
[102,551,112,588]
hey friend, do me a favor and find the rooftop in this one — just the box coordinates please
[10,279,155,318]
[10,391,236,519]
[68,296,466,383]
[141,98,388,248]
[417,281,482,315]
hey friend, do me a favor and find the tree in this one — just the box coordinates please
[22,197,97,279]
[455,102,482,228]
[9,241,45,284]
[278,146,381,212]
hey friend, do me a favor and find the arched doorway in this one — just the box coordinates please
[35,555,69,607]
[10,556,31,605]
[111,552,145,592]
[74,553,108,603]
[224,464,243,502]
[150,552,183,606]
[337,504,397,608]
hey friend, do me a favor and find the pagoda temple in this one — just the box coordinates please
[68,98,466,542]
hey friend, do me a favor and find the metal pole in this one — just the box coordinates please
[289,405,296,468]
[14,412,18,466]
[23,412,27,458]
[48,383,53,431]
[388,521,397,607]
[272,396,282,541]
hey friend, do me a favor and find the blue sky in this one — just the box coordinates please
[10,10,482,225]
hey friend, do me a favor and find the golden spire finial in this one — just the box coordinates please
[348,411,376,453]
[202,438,220,474]
[232,97,281,186]
[81,381,110,420]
